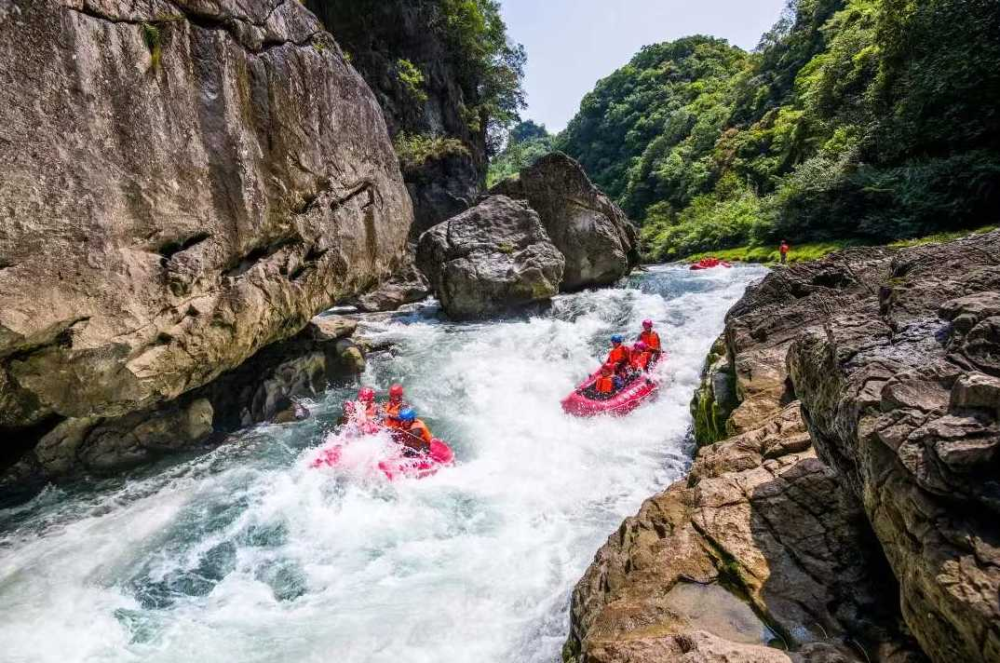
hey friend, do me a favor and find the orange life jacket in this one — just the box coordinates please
[607,345,630,366]
[632,352,651,371]
[595,376,615,394]
[639,331,661,352]
[396,419,433,450]
[382,399,405,428]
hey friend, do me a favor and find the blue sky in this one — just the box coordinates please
[499,0,790,131]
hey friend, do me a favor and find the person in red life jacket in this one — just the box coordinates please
[638,320,662,360]
[382,384,406,429]
[779,240,790,264]
[631,341,652,372]
[606,335,631,375]
[392,408,434,454]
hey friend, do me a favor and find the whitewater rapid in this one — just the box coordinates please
[0,264,766,663]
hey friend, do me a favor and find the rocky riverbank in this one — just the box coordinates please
[566,231,1000,663]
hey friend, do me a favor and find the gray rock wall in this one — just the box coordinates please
[0,0,413,479]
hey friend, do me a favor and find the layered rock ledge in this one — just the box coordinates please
[567,231,1000,663]
[0,0,412,493]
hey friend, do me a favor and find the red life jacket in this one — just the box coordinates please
[639,331,661,352]
[632,352,651,371]
[595,375,615,394]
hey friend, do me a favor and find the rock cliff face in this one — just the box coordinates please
[0,0,412,488]
[491,153,640,291]
[304,0,486,235]
[417,196,564,319]
[568,232,1000,663]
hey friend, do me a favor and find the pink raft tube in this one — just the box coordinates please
[311,402,455,480]
[312,438,454,480]
[561,367,660,417]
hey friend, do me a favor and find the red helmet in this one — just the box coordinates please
[389,384,404,399]
[358,388,375,403]
[601,363,614,375]
[635,341,648,351]
[642,319,654,329]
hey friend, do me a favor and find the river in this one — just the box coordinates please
[0,264,766,663]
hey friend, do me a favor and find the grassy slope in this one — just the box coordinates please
[680,224,998,265]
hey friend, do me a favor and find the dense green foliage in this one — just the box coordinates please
[439,0,527,150]
[306,0,525,156]
[558,0,1000,261]
[487,121,555,186]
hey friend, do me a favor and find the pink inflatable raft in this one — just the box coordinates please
[312,438,454,480]
[561,367,660,417]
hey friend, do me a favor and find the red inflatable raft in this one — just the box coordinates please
[562,368,660,417]
[690,258,732,270]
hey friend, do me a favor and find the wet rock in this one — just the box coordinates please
[416,195,565,319]
[355,261,431,313]
[271,398,311,425]
[691,335,739,447]
[79,399,214,473]
[308,317,359,343]
[0,0,412,480]
[3,314,364,485]
[567,396,920,663]
[490,152,639,291]
[334,340,367,375]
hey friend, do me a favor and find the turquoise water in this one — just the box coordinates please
[0,264,766,663]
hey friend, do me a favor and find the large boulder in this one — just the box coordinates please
[416,196,564,319]
[491,152,639,291]
[0,1,412,477]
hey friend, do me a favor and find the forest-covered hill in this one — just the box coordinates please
[494,0,1000,261]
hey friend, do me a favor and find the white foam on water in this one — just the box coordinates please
[0,265,766,663]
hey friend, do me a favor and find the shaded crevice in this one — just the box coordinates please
[331,181,376,211]
[156,231,212,262]
[0,414,65,475]
[224,237,302,278]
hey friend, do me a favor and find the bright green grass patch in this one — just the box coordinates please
[888,224,998,248]
[683,240,860,265]
[680,223,998,266]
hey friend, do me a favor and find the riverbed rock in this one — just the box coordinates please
[0,1,412,478]
[416,195,565,319]
[355,260,431,312]
[3,313,365,483]
[490,152,639,291]
[567,402,921,663]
